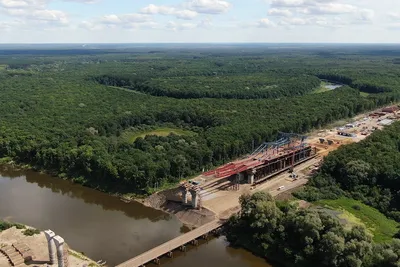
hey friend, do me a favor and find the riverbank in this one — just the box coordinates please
[0,223,100,267]
[137,188,216,228]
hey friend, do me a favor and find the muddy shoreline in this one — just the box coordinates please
[135,188,217,229]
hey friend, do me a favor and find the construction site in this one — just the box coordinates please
[170,104,400,219]
[123,104,400,267]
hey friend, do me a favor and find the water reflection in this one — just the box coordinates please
[0,166,169,221]
[0,167,185,266]
[0,166,271,267]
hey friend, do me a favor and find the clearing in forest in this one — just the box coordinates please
[312,81,343,94]
[315,198,398,243]
[123,127,196,143]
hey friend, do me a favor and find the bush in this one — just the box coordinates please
[23,228,40,236]
[0,221,26,231]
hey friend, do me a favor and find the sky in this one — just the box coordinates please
[0,0,400,43]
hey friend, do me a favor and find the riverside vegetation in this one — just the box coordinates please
[1,44,400,195]
[225,192,400,267]
[227,121,400,266]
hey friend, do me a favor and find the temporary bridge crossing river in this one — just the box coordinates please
[116,220,224,267]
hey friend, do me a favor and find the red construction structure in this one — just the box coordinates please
[382,106,399,113]
[202,132,317,185]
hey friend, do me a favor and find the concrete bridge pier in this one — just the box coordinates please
[238,172,244,182]
[190,189,199,209]
[247,169,256,184]
[181,188,189,205]
[53,235,65,267]
[44,230,56,265]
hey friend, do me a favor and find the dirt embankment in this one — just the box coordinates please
[138,188,216,229]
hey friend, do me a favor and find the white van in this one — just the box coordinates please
[278,186,285,191]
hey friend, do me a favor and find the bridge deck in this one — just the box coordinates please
[116,220,224,267]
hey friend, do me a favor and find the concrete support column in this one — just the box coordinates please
[44,230,56,265]
[247,169,255,184]
[182,189,189,205]
[238,172,244,182]
[190,190,199,209]
[53,236,65,267]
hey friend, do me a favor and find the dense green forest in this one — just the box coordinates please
[296,121,400,224]
[1,44,400,193]
[226,192,400,267]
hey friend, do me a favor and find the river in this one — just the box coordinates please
[0,166,271,267]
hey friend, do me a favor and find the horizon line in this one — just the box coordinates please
[1,42,400,44]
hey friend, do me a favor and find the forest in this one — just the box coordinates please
[296,121,400,224]
[1,44,400,194]
[226,192,400,267]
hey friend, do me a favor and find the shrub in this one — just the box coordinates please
[23,228,40,236]
[0,221,26,231]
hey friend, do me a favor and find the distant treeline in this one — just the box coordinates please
[317,73,392,94]
[93,73,322,99]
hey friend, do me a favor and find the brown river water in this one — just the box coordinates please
[0,166,271,267]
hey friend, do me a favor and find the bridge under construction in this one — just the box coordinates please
[117,133,318,266]
[203,132,314,181]
[180,132,317,208]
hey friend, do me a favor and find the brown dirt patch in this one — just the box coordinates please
[0,227,98,267]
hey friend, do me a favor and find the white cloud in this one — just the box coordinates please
[275,15,349,28]
[258,18,275,27]
[355,9,374,22]
[305,3,357,15]
[166,20,197,31]
[31,9,68,24]
[140,4,198,20]
[175,10,198,20]
[270,0,305,8]
[79,20,102,30]
[100,13,150,25]
[64,0,97,3]
[0,0,71,27]
[0,0,49,8]
[264,0,375,29]
[198,17,212,28]
[388,12,400,20]
[140,4,175,15]
[187,0,231,14]
[279,17,309,25]
[268,8,292,17]
[100,14,121,24]
[387,23,400,30]
[166,18,214,31]
[0,19,22,30]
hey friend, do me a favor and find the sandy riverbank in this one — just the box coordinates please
[137,188,216,229]
[0,226,100,267]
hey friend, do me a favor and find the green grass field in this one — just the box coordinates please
[316,198,398,243]
[0,65,7,70]
[123,127,196,143]
[312,81,330,94]
[360,92,370,97]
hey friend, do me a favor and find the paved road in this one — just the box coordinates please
[116,220,224,267]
